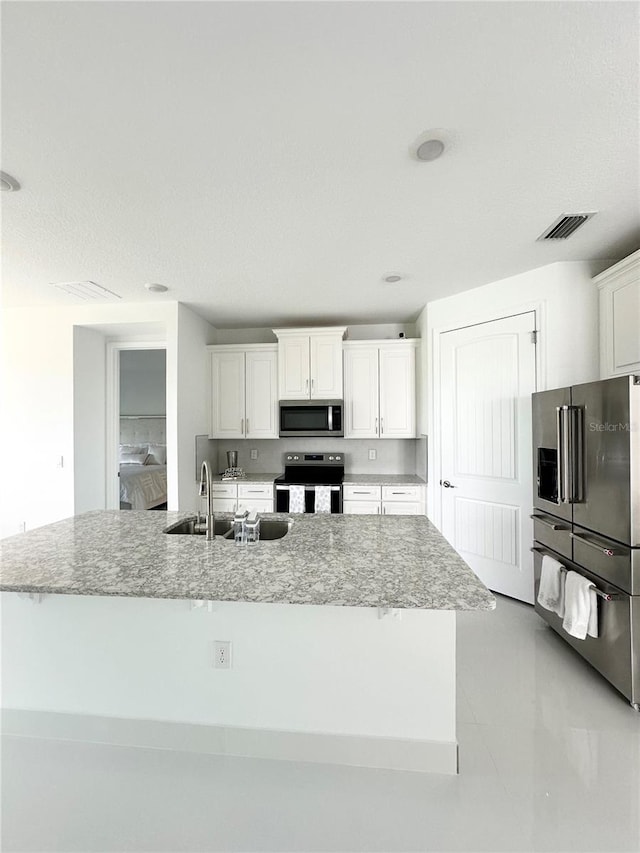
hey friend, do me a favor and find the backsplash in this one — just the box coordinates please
[214,437,428,478]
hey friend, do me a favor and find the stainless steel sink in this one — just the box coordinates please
[255,520,291,540]
[163,517,291,541]
[164,518,233,537]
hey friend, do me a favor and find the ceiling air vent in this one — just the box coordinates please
[537,212,596,241]
[51,281,122,301]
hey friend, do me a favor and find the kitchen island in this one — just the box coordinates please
[1,511,494,774]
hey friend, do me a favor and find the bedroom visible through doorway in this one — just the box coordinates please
[118,349,167,511]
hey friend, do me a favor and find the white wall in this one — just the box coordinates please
[416,260,604,523]
[175,304,216,510]
[73,327,107,515]
[2,592,456,747]
[1,302,180,534]
[120,349,166,416]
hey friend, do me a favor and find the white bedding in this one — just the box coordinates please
[119,463,167,510]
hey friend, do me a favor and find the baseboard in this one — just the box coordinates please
[1,708,458,775]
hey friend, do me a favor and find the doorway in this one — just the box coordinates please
[438,312,537,603]
[106,341,167,510]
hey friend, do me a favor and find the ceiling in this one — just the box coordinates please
[1,1,639,328]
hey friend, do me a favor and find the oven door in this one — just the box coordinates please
[533,543,637,705]
[276,484,343,513]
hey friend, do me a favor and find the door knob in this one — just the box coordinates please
[440,479,455,488]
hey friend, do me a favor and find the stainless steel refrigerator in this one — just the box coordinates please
[531,375,639,709]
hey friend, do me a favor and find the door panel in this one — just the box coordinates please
[440,312,537,603]
[210,351,245,439]
[344,347,379,438]
[310,334,343,399]
[572,376,635,545]
[279,336,310,400]
[379,346,415,438]
[532,386,572,522]
[245,350,278,439]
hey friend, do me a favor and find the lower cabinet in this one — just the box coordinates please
[206,481,274,514]
[343,484,425,515]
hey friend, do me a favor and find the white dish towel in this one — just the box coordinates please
[562,571,598,640]
[288,485,306,514]
[537,554,566,617]
[314,485,332,514]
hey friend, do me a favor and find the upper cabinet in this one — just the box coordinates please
[594,250,640,379]
[273,327,346,400]
[208,345,278,439]
[344,340,417,439]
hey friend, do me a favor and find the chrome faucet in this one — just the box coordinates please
[199,460,215,541]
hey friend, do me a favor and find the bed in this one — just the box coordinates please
[119,417,167,510]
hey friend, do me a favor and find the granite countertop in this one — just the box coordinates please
[342,474,426,486]
[0,511,494,612]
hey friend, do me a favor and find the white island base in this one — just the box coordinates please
[2,593,457,774]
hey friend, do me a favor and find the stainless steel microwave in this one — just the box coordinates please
[279,400,343,437]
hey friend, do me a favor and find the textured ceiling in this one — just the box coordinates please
[1,1,639,328]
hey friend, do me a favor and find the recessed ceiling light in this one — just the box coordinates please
[415,139,445,162]
[145,283,168,293]
[0,171,21,191]
[383,274,403,283]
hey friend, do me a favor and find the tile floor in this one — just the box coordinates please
[2,595,639,852]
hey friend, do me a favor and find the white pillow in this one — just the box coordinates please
[146,444,167,465]
[119,444,145,462]
[121,453,149,466]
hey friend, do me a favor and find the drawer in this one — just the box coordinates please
[381,485,423,502]
[572,525,637,595]
[531,511,572,561]
[210,483,237,499]
[238,483,274,500]
[343,485,381,501]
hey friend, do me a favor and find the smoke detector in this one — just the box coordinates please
[537,213,597,240]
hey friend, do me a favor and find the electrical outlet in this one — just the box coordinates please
[368,449,377,461]
[213,640,232,669]
[250,449,258,460]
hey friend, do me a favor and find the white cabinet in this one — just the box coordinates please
[273,327,346,400]
[205,481,274,514]
[237,483,274,514]
[208,345,278,439]
[344,340,417,439]
[594,250,640,379]
[342,483,425,515]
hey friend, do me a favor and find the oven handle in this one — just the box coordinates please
[530,546,619,600]
[276,484,342,491]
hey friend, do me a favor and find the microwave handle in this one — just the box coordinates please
[328,406,333,431]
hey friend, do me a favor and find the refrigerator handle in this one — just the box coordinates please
[556,406,567,503]
[570,405,584,503]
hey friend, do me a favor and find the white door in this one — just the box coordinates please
[245,349,278,439]
[344,346,379,438]
[210,351,245,438]
[439,312,536,603]
[278,336,311,400]
[310,333,343,399]
[379,346,416,438]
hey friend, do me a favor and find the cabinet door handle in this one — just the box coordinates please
[246,418,249,435]
[311,378,315,394]
[375,417,378,434]
[381,417,384,435]
[240,418,244,435]
[305,378,309,394]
